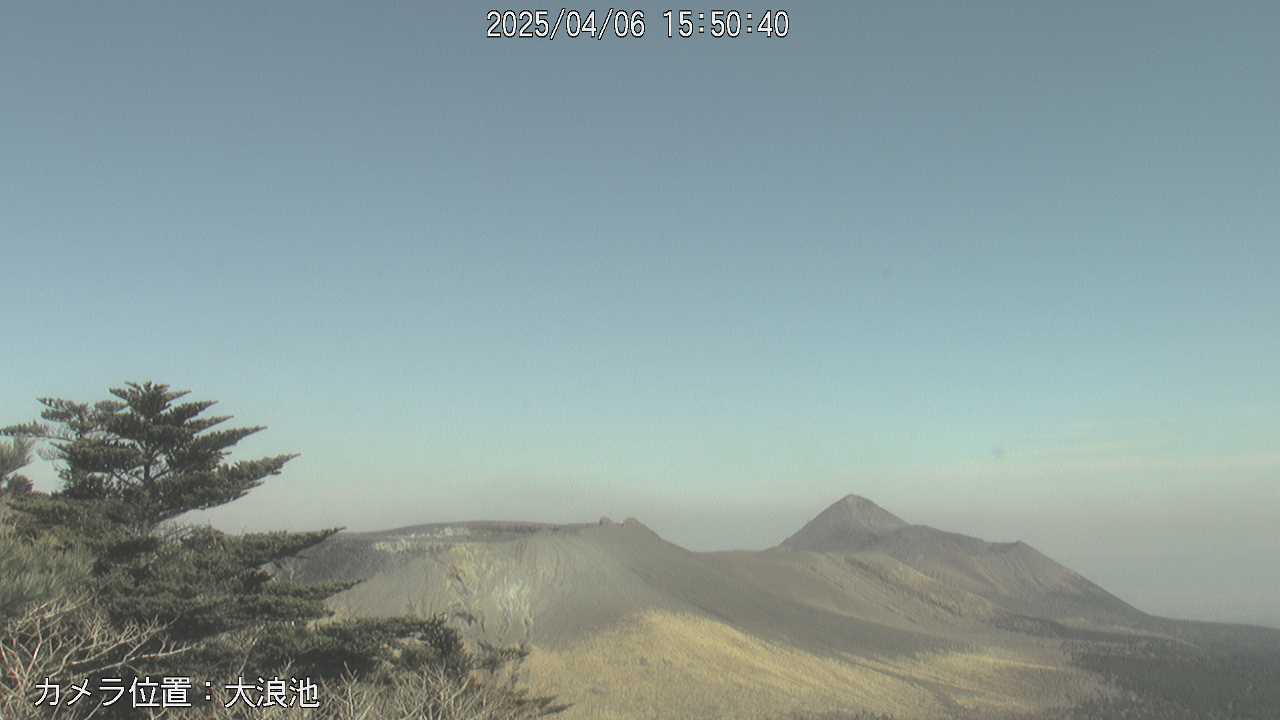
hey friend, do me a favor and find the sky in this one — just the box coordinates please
[2,3,1277,628]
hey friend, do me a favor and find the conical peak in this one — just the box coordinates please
[780,494,908,551]
[829,494,907,526]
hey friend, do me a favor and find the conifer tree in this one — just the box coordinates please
[2,381,467,681]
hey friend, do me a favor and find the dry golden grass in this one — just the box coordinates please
[851,648,1100,717]
[523,611,1097,720]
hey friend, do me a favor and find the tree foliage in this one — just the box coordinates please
[0,499,90,621]
[1,381,470,683]
[3,383,295,527]
[0,436,35,495]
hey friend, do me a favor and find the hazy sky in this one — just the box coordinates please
[3,3,1277,628]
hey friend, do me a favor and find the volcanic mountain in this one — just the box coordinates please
[776,494,1140,626]
[780,493,910,550]
[289,495,1280,720]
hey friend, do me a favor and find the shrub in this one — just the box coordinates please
[0,499,91,621]
[0,595,189,720]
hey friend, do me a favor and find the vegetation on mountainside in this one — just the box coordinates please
[796,631,1280,720]
[1060,634,1280,720]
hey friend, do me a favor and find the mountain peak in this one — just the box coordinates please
[780,494,908,551]
[835,493,889,509]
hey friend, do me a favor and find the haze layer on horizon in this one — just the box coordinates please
[3,2,1277,629]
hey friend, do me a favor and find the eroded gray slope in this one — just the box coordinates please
[301,517,942,656]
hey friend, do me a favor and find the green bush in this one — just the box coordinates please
[0,499,91,621]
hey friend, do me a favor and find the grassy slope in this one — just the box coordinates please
[524,611,1099,720]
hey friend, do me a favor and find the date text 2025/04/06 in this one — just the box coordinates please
[485,9,791,40]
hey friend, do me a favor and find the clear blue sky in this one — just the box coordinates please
[3,3,1277,627]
